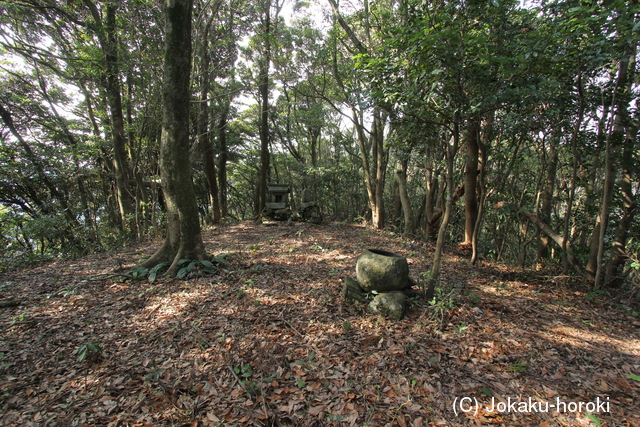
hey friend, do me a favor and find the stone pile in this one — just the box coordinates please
[343,249,417,320]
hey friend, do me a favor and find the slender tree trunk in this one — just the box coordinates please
[395,150,414,235]
[391,179,402,226]
[216,10,236,220]
[503,204,594,281]
[84,0,136,236]
[428,120,460,299]
[125,75,151,235]
[217,103,230,218]
[305,121,322,198]
[106,6,136,236]
[594,56,631,288]
[586,101,610,273]
[605,135,637,284]
[328,0,387,229]
[371,109,387,229]
[81,81,122,229]
[425,177,441,241]
[36,70,100,246]
[349,107,378,224]
[202,128,221,224]
[199,16,221,224]
[463,117,479,247]
[517,221,530,268]
[563,70,584,273]
[141,0,206,275]
[309,124,320,168]
[471,114,492,265]
[537,135,558,264]
[604,48,637,285]
[423,146,439,240]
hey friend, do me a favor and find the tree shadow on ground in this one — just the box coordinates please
[0,221,638,426]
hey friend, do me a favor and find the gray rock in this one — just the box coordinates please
[369,291,407,321]
[343,276,367,304]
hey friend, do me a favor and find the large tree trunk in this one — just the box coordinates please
[257,0,271,218]
[141,0,206,276]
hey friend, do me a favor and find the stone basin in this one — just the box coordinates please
[355,249,410,293]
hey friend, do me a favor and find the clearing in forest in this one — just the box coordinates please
[0,221,639,426]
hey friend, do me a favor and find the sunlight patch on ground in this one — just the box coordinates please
[547,325,640,356]
[137,289,204,325]
[3,222,638,426]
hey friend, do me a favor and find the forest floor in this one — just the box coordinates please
[0,220,639,427]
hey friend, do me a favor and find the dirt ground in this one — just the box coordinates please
[1,220,639,426]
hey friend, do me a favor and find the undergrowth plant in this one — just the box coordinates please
[233,363,261,396]
[428,285,457,318]
[75,341,103,363]
[124,254,229,282]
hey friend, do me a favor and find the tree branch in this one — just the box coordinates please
[326,0,368,55]
[498,203,594,281]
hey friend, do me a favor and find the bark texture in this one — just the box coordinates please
[142,0,206,275]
